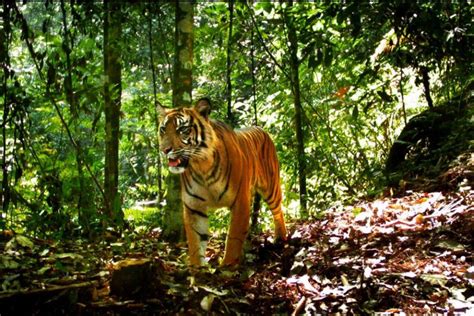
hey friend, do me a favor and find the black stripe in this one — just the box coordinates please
[182,174,206,201]
[266,182,279,207]
[188,165,205,185]
[207,165,223,186]
[208,143,228,186]
[197,119,206,144]
[206,150,221,181]
[218,144,234,200]
[229,175,244,209]
[268,196,282,210]
[261,133,269,159]
[218,169,231,201]
[192,125,199,145]
[218,147,232,201]
[184,202,208,218]
[262,136,273,179]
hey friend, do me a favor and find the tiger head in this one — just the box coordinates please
[158,98,215,174]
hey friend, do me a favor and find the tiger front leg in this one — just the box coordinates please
[183,205,209,266]
[221,193,251,266]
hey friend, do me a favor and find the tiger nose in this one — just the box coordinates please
[163,147,172,155]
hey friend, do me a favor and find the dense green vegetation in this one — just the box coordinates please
[1,1,472,239]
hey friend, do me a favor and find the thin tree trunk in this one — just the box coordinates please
[226,0,234,126]
[1,1,11,217]
[163,1,194,242]
[250,28,258,126]
[147,3,163,202]
[249,26,261,234]
[60,0,91,231]
[103,0,123,225]
[400,67,407,125]
[59,0,76,117]
[156,7,173,85]
[420,67,433,108]
[286,1,308,217]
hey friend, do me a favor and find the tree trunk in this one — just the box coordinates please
[250,27,258,126]
[172,1,193,108]
[59,0,76,118]
[103,0,123,225]
[420,67,433,108]
[147,3,163,202]
[226,0,234,126]
[163,1,194,242]
[286,1,308,217]
[60,0,92,233]
[1,1,11,219]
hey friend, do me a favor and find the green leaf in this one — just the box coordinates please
[6,235,34,250]
[198,285,229,296]
[200,294,215,311]
[38,265,51,275]
[18,235,34,249]
[40,248,50,257]
[54,253,84,260]
[0,256,20,269]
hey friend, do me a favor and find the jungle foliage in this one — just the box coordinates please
[1,1,472,238]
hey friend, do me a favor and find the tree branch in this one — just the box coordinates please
[244,2,290,81]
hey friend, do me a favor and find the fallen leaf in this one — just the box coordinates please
[200,294,215,311]
[435,240,465,252]
[421,274,448,286]
[400,271,417,278]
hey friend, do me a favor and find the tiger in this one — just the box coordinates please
[158,98,287,266]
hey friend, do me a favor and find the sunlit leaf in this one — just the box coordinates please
[54,253,84,260]
[37,265,51,275]
[6,235,34,250]
[199,285,229,296]
[200,294,215,311]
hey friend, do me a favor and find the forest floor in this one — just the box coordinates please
[1,188,473,315]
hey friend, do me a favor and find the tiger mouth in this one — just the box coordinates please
[168,156,189,169]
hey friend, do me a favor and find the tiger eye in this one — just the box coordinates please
[159,125,166,134]
[178,126,191,135]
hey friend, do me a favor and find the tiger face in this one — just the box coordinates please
[158,99,213,174]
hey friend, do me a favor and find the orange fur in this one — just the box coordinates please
[159,99,287,266]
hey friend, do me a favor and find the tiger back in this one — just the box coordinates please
[158,98,287,266]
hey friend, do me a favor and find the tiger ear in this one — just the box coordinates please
[156,102,168,118]
[194,98,211,119]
